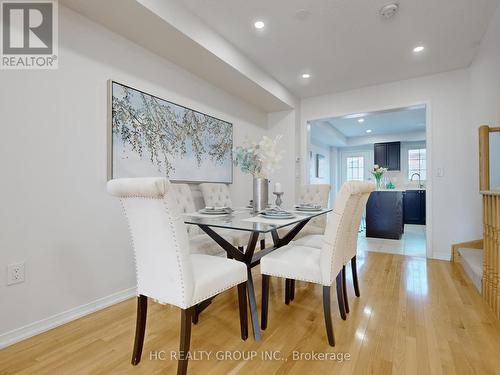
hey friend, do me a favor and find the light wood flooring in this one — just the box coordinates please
[1,251,500,374]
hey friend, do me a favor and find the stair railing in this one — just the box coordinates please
[479,125,500,319]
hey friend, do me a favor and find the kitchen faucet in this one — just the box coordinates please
[410,173,424,188]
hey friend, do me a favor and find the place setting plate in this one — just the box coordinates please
[294,204,323,212]
[260,208,296,219]
[198,206,233,215]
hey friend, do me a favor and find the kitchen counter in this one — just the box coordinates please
[377,188,426,192]
[365,189,426,239]
[366,191,404,240]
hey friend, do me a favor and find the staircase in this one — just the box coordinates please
[457,248,483,292]
[452,240,484,293]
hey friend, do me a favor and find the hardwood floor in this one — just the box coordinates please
[2,251,500,374]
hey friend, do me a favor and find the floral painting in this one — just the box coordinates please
[109,81,233,183]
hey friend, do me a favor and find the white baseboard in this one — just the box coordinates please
[0,287,136,349]
[431,251,452,261]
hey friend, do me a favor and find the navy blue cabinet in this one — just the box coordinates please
[403,190,426,225]
[366,191,404,240]
[374,142,401,171]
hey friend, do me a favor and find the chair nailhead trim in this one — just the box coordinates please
[261,271,322,285]
[190,277,247,306]
[121,196,188,306]
[120,199,141,291]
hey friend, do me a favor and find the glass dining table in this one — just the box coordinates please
[183,207,332,341]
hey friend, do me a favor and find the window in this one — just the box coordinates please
[346,156,364,181]
[408,148,426,180]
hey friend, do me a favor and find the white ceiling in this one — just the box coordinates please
[311,106,426,147]
[327,106,426,137]
[60,0,297,112]
[180,0,499,98]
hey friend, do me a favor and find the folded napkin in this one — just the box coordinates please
[262,208,291,216]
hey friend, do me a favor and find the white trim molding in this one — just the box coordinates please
[0,287,136,349]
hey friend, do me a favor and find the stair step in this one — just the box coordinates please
[457,247,483,293]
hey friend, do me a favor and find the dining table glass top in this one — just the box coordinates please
[183,207,332,233]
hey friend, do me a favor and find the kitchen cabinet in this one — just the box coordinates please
[403,190,426,225]
[373,142,401,171]
[366,191,404,240]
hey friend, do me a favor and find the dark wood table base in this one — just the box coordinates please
[197,218,311,341]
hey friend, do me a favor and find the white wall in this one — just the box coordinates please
[266,110,298,208]
[0,5,267,344]
[329,147,339,204]
[469,5,500,190]
[301,69,472,260]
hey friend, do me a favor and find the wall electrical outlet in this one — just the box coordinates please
[7,262,25,285]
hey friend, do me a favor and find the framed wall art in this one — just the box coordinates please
[107,80,233,183]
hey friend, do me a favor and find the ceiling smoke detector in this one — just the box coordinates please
[295,9,311,20]
[379,3,399,19]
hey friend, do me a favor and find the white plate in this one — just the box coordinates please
[295,206,322,212]
[199,209,229,215]
[260,212,295,219]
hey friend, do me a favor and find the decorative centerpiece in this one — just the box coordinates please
[371,164,388,190]
[273,182,284,209]
[233,135,284,212]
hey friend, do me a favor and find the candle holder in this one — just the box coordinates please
[273,191,284,209]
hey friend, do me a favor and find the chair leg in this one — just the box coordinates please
[238,246,244,252]
[336,272,346,320]
[237,283,248,340]
[261,275,270,330]
[285,279,291,305]
[260,239,266,250]
[322,286,335,347]
[290,279,295,301]
[177,307,193,375]
[351,256,360,297]
[131,295,148,366]
[342,266,349,314]
[192,305,199,324]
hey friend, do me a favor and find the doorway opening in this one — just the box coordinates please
[307,105,428,258]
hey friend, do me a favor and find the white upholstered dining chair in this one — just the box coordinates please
[199,182,233,208]
[259,181,371,346]
[171,183,236,257]
[299,184,331,229]
[107,177,248,375]
[278,184,331,240]
[294,181,375,315]
[199,183,266,250]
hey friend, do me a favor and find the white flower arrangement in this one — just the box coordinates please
[371,164,388,188]
[233,135,284,179]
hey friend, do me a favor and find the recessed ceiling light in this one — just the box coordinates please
[358,118,365,123]
[405,104,426,110]
[343,113,367,119]
[366,129,372,133]
[413,45,425,53]
[254,21,265,29]
[301,73,311,79]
